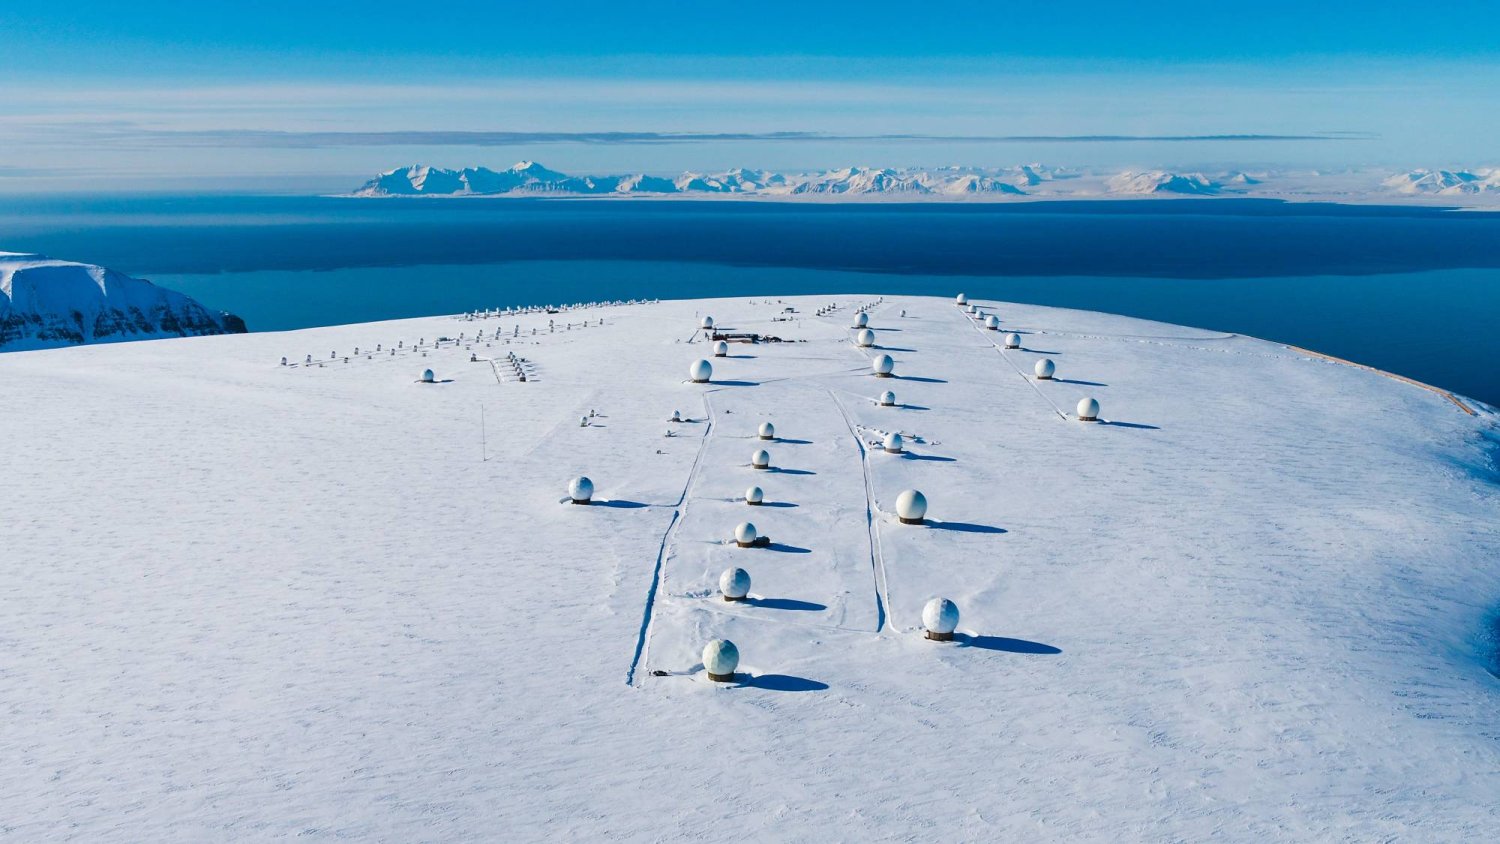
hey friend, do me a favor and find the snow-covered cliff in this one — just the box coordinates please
[0,252,246,351]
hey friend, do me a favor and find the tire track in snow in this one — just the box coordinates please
[626,390,716,686]
[829,389,891,634]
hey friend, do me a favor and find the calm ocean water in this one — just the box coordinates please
[3,195,1498,404]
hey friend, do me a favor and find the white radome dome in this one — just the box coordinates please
[856,328,876,347]
[745,485,764,505]
[853,312,869,328]
[751,448,771,469]
[895,489,928,523]
[689,359,713,383]
[719,567,751,601]
[568,476,594,503]
[713,340,729,357]
[966,304,977,315]
[985,314,1000,330]
[1004,333,1021,349]
[703,638,740,680]
[922,597,960,638]
[883,432,904,453]
[671,409,682,421]
[701,315,715,329]
[872,354,895,376]
[421,368,435,383]
[1078,397,1100,421]
[879,390,896,406]
[955,293,968,305]
[758,421,775,440]
[1034,358,1055,379]
[734,521,759,545]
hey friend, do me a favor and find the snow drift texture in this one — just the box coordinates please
[0,252,246,351]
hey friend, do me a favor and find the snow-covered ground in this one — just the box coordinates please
[3,295,1499,840]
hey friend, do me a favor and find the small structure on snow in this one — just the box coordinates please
[853,312,869,328]
[883,432,904,454]
[856,328,876,348]
[1004,333,1021,349]
[421,368,435,383]
[713,340,729,358]
[758,421,775,440]
[719,568,751,602]
[955,293,968,306]
[734,521,759,547]
[751,448,771,470]
[1077,397,1100,422]
[703,639,739,682]
[872,354,895,378]
[701,316,715,330]
[923,598,959,642]
[895,489,928,525]
[568,476,595,504]
[879,389,896,407]
[1034,358,1055,380]
[745,485,764,505]
[689,359,713,383]
[985,315,1000,330]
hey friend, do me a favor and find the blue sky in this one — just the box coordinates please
[2,1,1497,190]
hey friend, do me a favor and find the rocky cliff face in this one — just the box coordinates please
[0,252,246,351]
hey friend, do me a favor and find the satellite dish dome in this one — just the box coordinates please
[853,312,869,328]
[719,567,751,602]
[895,489,928,524]
[745,485,764,505]
[883,432,904,453]
[713,340,729,358]
[568,476,594,504]
[703,639,740,682]
[701,315,715,330]
[856,328,876,348]
[985,314,1000,330]
[872,354,895,377]
[421,368,435,383]
[689,359,713,383]
[1004,333,1021,349]
[1077,397,1100,422]
[751,448,771,469]
[671,409,682,422]
[758,421,775,440]
[734,521,759,547]
[955,293,968,305]
[1034,358,1055,380]
[922,597,960,641]
[879,390,897,407]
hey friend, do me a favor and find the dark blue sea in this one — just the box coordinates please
[3,194,1498,405]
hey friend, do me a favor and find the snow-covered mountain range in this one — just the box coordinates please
[352,162,1500,203]
[0,252,246,351]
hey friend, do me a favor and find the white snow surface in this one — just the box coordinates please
[3,294,1500,840]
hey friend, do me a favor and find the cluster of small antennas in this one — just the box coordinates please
[856,328,876,348]
[689,359,713,383]
[871,353,895,378]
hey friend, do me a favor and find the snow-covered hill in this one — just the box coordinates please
[1106,170,1226,195]
[1384,168,1500,195]
[0,252,245,350]
[2,293,1497,839]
